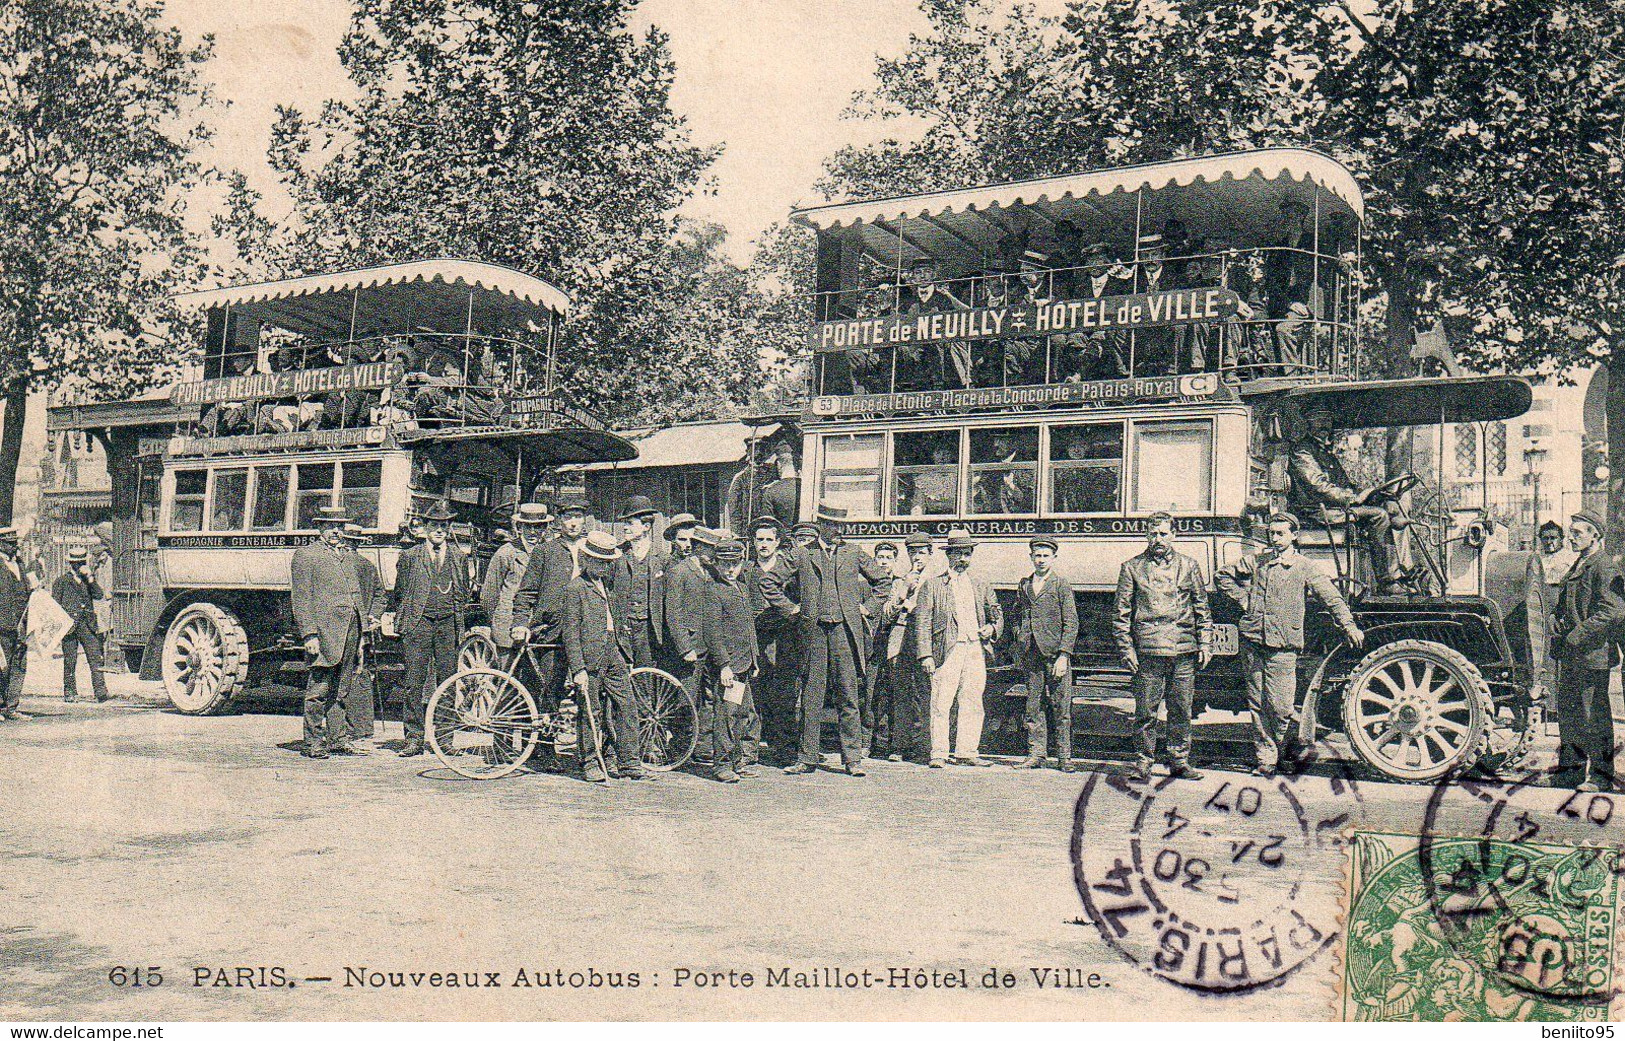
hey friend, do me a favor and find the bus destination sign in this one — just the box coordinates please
[811,286,1240,353]
[171,361,402,406]
[809,373,1224,418]
[169,427,386,457]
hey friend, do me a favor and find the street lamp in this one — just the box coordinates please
[1524,442,1548,541]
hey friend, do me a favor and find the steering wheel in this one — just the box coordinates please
[1362,471,1419,505]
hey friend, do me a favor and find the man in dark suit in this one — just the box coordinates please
[1013,537,1079,771]
[750,517,801,765]
[699,538,762,783]
[53,547,110,704]
[1553,510,1625,792]
[763,502,892,776]
[561,530,646,783]
[339,522,385,743]
[612,495,670,670]
[290,505,370,758]
[510,495,589,713]
[0,529,29,720]
[389,500,470,757]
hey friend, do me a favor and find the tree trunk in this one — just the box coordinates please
[0,379,29,525]
[1382,268,1418,478]
[1606,348,1625,562]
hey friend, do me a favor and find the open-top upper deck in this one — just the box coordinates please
[792,149,1367,404]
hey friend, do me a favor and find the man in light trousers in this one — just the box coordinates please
[915,528,1003,768]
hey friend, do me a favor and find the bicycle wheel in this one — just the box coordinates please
[426,668,540,780]
[629,666,697,771]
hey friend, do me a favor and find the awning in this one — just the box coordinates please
[175,259,570,339]
[573,419,777,472]
[791,148,1362,267]
[1251,375,1534,428]
[397,426,638,466]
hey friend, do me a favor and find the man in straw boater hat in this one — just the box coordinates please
[1551,509,1625,792]
[914,527,1003,768]
[52,546,111,704]
[510,493,591,719]
[0,527,30,721]
[339,522,386,744]
[764,502,893,776]
[482,502,550,659]
[290,504,369,758]
[562,530,647,783]
[389,500,470,757]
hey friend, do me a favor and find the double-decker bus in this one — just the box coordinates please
[790,149,1546,782]
[51,259,635,715]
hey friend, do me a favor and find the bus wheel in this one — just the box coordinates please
[161,603,250,715]
[1342,639,1492,783]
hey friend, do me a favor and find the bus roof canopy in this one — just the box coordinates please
[1249,374,1534,428]
[175,259,570,339]
[790,148,1362,267]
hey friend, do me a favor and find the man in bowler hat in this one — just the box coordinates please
[389,500,470,757]
[290,505,369,758]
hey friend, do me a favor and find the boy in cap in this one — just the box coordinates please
[1014,537,1078,771]
[561,530,646,782]
[1552,510,1625,791]
[699,537,762,782]
[53,546,110,703]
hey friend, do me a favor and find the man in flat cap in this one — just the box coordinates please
[53,546,110,704]
[482,503,549,660]
[290,505,368,757]
[699,537,762,783]
[1552,510,1624,791]
[562,530,646,782]
[389,500,470,757]
[1014,536,1078,771]
[765,503,892,775]
[1289,404,1402,592]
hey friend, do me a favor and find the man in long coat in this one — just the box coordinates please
[561,531,646,783]
[290,505,370,758]
[482,502,549,658]
[389,500,470,757]
[763,502,892,776]
[1553,509,1625,792]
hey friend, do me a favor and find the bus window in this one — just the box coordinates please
[1133,420,1214,513]
[968,426,1037,515]
[294,462,337,529]
[892,430,959,516]
[170,469,207,532]
[341,460,382,528]
[1049,423,1123,514]
[819,433,883,517]
[251,466,291,531]
[210,469,249,531]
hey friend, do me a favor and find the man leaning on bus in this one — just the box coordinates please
[1114,515,1210,782]
[1216,511,1363,777]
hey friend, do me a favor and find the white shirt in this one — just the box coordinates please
[950,571,979,643]
[1542,547,1578,587]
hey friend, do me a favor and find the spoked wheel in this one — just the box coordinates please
[1342,639,1493,783]
[457,629,501,672]
[426,668,539,780]
[160,603,249,715]
[629,666,697,771]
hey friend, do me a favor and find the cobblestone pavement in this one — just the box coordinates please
[0,666,1596,1022]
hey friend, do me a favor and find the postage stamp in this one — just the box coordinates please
[1339,830,1623,1021]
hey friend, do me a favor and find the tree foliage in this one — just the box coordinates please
[220,0,772,424]
[0,0,214,398]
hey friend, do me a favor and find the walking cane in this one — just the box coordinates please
[573,670,611,781]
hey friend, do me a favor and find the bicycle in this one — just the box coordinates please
[425,638,698,780]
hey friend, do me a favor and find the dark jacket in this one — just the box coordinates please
[1555,547,1625,670]
[352,550,385,623]
[1017,569,1079,662]
[51,570,103,635]
[753,551,799,639]
[699,565,762,676]
[389,541,471,635]
[561,575,633,678]
[291,540,369,666]
[511,536,577,642]
[762,540,890,669]
[1288,439,1359,509]
[1216,547,1356,652]
[1113,550,1212,658]
[914,570,1004,665]
[613,541,670,647]
[0,557,28,636]
[664,555,708,659]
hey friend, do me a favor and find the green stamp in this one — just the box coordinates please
[1340,831,1622,1022]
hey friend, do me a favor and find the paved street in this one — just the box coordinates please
[0,663,1599,1022]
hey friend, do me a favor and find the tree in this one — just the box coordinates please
[219,0,769,425]
[0,0,214,520]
